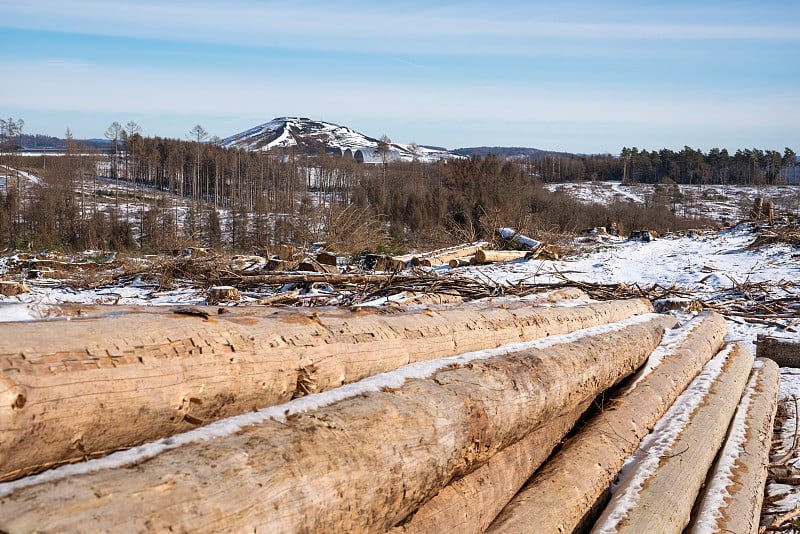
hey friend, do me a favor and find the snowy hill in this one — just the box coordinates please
[222,117,461,163]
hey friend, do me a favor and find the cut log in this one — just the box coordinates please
[217,271,418,286]
[297,258,339,273]
[0,315,674,533]
[448,257,473,268]
[0,298,654,481]
[590,342,754,534]
[386,292,464,306]
[364,254,409,272]
[391,400,592,534]
[205,286,240,305]
[529,243,560,260]
[485,311,728,534]
[315,251,339,266]
[0,281,30,297]
[687,358,780,534]
[496,227,541,250]
[410,242,489,267]
[474,250,529,264]
[757,334,800,367]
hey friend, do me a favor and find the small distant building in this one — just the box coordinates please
[354,148,403,164]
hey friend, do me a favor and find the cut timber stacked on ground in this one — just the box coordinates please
[0,315,674,533]
[0,297,653,481]
[474,249,530,264]
[482,311,729,534]
[410,241,489,267]
[688,358,780,534]
[590,343,756,533]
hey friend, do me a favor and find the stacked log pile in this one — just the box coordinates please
[0,305,781,533]
[0,296,653,481]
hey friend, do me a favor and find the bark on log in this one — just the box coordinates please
[218,271,420,286]
[0,316,674,534]
[390,400,592,534]
[475,250,529,264]
[205,286,241,304]
[590,342,754,534]
[485,311,728,534]
[688,358,780,534]
[757,334,800,367]
[411,242,489,267]
[449,257,473,268]
[0,298,654,481]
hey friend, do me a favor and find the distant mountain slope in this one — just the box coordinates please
[454,146,576,159]
[222,117,461,163]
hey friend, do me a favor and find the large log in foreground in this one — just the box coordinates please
[0,298,653,482]
[688,358,780,534]
[590,342,754,534]
[485,311,728,534]
[390,400,593,534]
[0,315,674,534]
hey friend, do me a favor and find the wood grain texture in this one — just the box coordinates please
[486,311,728,534]
[688,358,780,534]
[0,298,653,481]
[390,401,592,534]
[0,316,673,534]
[590,342,754,534]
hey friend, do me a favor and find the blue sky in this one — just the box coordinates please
[1,0,798,153]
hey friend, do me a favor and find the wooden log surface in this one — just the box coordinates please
[410,242,488,267]
[448,257,473,268]
[216,271,422,286]
[390,400,593,534]
[590,342,754,534]
[485,311,728,534]
[0,298,654,481]
[475,250,529,264]
[0,315,674,534]
[688,358,780,534]
[756,334,800,367]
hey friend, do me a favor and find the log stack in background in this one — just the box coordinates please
[0,302,783,533]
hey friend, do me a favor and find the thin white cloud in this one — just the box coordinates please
[2,0,798,57]
[2,59,797,132]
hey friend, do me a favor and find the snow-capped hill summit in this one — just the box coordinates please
[221,117,460,163]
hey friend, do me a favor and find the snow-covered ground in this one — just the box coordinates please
[544,180,800,221]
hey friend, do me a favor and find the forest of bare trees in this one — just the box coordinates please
[0,124,796,254]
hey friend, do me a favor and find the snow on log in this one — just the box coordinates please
[0,315,673,533]
[756,334,800,368]
[485,311,728,534]
[205,286,241,304]
[410,242,489,267]
[0,298,654,481]
[688,358,780,534]
[474,250,529,264]
[590,342,754,534]
[390,400,592,534]
[496,227,541,249]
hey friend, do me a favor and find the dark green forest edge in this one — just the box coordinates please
[0,120,797,254]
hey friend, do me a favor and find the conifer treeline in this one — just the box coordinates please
[0,133,795,253]
[529,146,797,184]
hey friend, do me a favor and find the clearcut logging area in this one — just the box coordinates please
[0,293,782,533]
